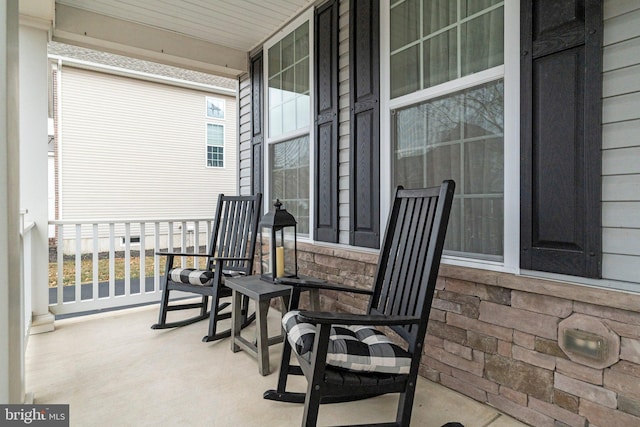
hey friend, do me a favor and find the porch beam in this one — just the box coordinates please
[53,4,248,79]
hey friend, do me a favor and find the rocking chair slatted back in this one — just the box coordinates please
[370,184,453,346]
[207,195,259,274]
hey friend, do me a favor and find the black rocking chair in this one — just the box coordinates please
[264,181,455,427]
[151,193,262,342]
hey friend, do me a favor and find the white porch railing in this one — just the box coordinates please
[48,217,214,316]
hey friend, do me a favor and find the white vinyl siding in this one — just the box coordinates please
[60,67,237,223]
[601,0,640,284]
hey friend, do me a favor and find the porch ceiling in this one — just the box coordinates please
[52,0,316,78]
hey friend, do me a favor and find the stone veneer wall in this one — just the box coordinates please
[294,242,640,427]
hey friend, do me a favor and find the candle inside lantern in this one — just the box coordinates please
[276,246,285,278]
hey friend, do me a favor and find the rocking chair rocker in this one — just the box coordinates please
[264,181,455,427]
[151,193,262,342]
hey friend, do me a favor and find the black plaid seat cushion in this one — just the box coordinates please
[168,268,214,286]
[282,310,412,374]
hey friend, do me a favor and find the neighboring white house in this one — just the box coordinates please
[48,43,238,252]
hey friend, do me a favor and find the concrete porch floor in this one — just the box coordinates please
[26,302,529,426]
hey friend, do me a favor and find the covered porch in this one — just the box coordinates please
[26,301,525,426]
[3,1,640,426]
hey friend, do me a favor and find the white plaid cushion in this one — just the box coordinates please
[282,310,412,374]
[168,268,214,286]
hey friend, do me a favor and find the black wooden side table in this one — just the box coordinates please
[225,275,320,375]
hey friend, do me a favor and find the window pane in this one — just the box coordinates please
[423,28,457,89]
[461,7,504,76]
[423,0,457,34]
[207,98,224,119]
[393,80,504,259]
[296,95,310,129]
[281,32,295,70]
[281,66,295,103]
[282,100,296,134]
[295,58,309,95]
[390,0,420,52]
[207,124,223,146]
[295,23,309,62]
[460,0,502,18]
[463,197,503,256]
[391,45,420,98]
[268,44,280,79]
[270,105,283,137]
[270,136,310,235]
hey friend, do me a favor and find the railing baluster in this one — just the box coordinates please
[57,224,64,305]
[124,222,131,296]
[193,221,200,268]
[168,221,174,276]
[206,220,212,255]
[154,222,160,292]
[75,224,82,302]
[140,222,146,294]
[109,223,115,299]
[181,221,187,267]
[93,224,99,301]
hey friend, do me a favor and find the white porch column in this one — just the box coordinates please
[19,18,54,334]
[1,0,24,404]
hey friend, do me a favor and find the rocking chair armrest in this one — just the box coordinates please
[275,277,373,295]
[212,256,252,262]
[155,251,212,258]
[154,252,251,262]
[296,311,420,326]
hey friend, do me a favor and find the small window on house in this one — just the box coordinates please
[206,97,225,119]
[206,123,224,168]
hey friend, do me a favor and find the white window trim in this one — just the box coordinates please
[205,96,225,120]
[380,0,520,274]
[262,8,315,238]
[205,122,225,169]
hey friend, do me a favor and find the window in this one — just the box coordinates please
[393,80,504,258]
[264,13,313,236]
[206,97,225,119]
[270,136,310,233]
[389,0,505,261]
[267,21,310,139]
[206,123,224,168]
[390,0,504,98]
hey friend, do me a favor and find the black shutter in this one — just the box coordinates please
[250,51,264,198]
[520,0,602,277]
[314,0,339,243]
[349,0,380,249]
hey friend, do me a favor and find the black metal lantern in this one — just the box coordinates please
[259,200,298,282]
